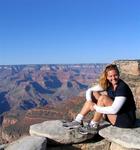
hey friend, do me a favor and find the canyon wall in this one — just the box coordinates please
[114,60,140,75]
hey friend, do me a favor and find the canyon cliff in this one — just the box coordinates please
[1,60,140,144]
[0,63,106,143]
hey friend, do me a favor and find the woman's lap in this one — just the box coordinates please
[114,111,136,128]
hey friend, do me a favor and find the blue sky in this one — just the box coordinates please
[0,0,140,65]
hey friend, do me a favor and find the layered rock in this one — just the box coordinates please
[1,96,86,143]
[115,60,140,76]
[2,117,18,128]
[0,63,106,115]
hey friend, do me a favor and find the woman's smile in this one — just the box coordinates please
[107,70,119,86]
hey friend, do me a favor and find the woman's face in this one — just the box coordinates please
[107,69,119,86]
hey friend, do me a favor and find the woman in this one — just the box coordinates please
[63,64,136,134]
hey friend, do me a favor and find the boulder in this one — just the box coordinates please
[29,120,95,144]
[99,120,140,149]
[0,144,7,150]
[5,135,47,150]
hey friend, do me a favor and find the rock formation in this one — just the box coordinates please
[1,60,140,150]
[115,60,140,76]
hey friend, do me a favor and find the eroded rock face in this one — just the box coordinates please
[114,60,140,76]
[29,120,95,144]
[2,117,18,128]
[0,64,106,115]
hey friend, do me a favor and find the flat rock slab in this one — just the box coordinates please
[5,135,47,150]
[99,124,140,149]
[29,120,95,144]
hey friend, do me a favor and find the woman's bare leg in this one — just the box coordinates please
[79,91,101,116]
[91,95,117,125]
[79,101,93,116]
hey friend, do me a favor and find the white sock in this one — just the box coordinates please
[90,120,99,127]
[75,114,83,123]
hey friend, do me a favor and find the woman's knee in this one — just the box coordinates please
[98,95,107,101]
[98,95,113,105]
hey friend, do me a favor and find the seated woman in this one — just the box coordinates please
[63,64,136,134]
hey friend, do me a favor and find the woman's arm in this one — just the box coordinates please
[93,96,126,114]
[86,84,104,101]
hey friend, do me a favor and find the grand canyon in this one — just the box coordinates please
[1,60,140,145]
[0,63,107,143]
